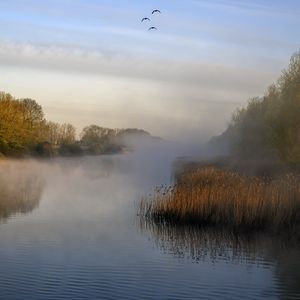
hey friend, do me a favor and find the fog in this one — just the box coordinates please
[0,131,299,300]
[0,135,214,224]
[0,143,194,269]
[0,140,187,215]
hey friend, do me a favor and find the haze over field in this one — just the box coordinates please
[1,0,300,141]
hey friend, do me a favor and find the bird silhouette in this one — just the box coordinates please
[141,17,150,22]
[148,27,157,31]
[152,9,161,14]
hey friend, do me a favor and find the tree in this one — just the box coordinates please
[80,125,115,154]
[59,123,76,145]
[0,92,77,156]
[213,50,300,166]
[0,93,29,154]
[44,122,76,145]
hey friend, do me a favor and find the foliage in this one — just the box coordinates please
[80,125,117,154]
[58,143,83,156]
[212,50,300,166]
[0,92,77,157]
[44,121,76,146]
[0,91,151,157]
[0,92,45,155]
[79,125,150,155]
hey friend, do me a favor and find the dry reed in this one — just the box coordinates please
[139,167,300,231]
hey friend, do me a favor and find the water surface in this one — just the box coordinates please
[0,154,299,299]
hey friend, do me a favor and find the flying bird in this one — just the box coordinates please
[148,27,157,31]
[152,9,161,14]
[141,17,150,22]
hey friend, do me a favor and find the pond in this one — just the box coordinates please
[0,154,299,300]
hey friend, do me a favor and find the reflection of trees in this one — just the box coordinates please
[138,218,300,299]
[56,156,115,179]
[0,166,44,221]
[82,157,115,179]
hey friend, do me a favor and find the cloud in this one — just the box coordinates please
[191,0,300,19]
[0,0,299,142]
[1,39,284,141]
[0,41,277,92]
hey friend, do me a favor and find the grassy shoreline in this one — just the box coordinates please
[139,166,300,233]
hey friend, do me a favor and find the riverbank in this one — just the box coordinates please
[139,165,300,233]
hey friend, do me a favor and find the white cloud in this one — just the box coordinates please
[0,41,278,89]
[191,0,300,19]
[0,40,281,142]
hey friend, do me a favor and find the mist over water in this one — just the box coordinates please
[1,0,300,298]
[0,145,299,299]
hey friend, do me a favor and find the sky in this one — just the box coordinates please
[1,0,300,141]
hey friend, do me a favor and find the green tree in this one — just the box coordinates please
[213,50,300,166]
[80,125,115,154]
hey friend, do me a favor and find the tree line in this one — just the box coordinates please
[0,92,150,157]
[210,50,300,167]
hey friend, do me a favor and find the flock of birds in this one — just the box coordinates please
[141,9,161,31]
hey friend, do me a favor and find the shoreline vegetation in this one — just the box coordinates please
[0,92,156,158]
[139,50,300,233]
[139,166,300,233]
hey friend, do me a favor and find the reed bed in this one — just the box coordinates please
[139,167,300,231]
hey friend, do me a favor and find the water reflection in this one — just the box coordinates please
[1,155,300,299]
[54,156,117,180]
[139,218,273,263]
[271,245,300,299]
[0,162,44,222]
[139,218,300,299]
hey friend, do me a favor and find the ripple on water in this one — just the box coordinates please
[0,158,300,299]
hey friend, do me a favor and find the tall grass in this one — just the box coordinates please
[139,167,300,231]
